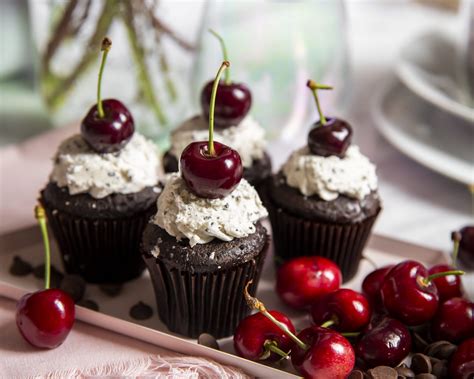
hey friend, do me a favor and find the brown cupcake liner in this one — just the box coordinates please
[42,202,153,283]
[143,238,269,339]
[267,198,380,282]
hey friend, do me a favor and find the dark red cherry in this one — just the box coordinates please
[180,141,242,199]
[234,310,295,361]
[429,264,463,301]
[311,289,371,332]
[291,326,355,379]
[361,265,393,312]
[355,316,412,368]
[381,260,439,326]
[305,79,352,158]
[431,297,474,343]
[276,256,342,310]
[449,337,474,379]
[81,99,134,153]
[458,226,474,269]
[307,117,353,158]
[201,80,251,128]
[16,289,75,349]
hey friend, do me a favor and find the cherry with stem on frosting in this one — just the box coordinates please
[361,265,393,312]
[244,282,355,379]
[306,79,353,158]
[311,289,372,332]
[81,37,134,153]
[200,30,251,128]
[16,205,75,349]
[234,310,296,362]
[355,316,412,368]
[276,256,342,310]
[430,297,474,343]
[380,260,464,326]
[181,61,243,199]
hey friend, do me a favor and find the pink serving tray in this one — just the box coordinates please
[0,221,451,377]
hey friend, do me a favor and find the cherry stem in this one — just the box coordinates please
[421,270,464,286]
[35,204,51,290]
[306,79,333,126]
[209,29,230,85]
[260,340,290,361]
[244,281,309,351]
[97,37,112,119]
[208,61,230,157]
[341,332,360,338]
[321,319,336,329]
[451,231,461,268]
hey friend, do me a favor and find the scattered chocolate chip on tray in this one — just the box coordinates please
[9,256,33,276]
[77,299,99,311]
[99,283,123,297]
[129,301,153,320]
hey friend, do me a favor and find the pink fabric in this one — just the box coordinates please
[0,296,249,378]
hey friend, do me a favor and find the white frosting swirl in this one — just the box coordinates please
[154,173,268,247]
[282,145,378,201]
[50,133,161,199]
[169,115,266,168]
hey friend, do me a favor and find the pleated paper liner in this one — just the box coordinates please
[143,238,269,339]
[267,198,381,282]
[42,202,154,283]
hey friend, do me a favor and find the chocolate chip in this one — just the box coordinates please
[411,353,432,374]
[9,256,33,276]
[77,299,99,311]
[129,301,153,320]
[431,360,448,378]
[367,366,398,379]
[396,365,415,378]
[414,374,436,379]
[59,274,86,302]
[99,283,123,297]
[33,264,64,288]
[437,343,457,360]
[424,341,457,360]
[197,333,220,350]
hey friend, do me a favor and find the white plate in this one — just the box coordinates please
[396,32,474,124]
[372,78,473,186]
[1,222,462,377]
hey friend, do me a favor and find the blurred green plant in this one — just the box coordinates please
[40,0,195,126]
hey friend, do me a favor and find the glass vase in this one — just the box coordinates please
[192,0,349,146]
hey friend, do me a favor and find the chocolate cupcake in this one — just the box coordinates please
[40,38,163,283]
[266,80,381,281]
[143,61,269,338]
[40,132,162,283]
[142,173,268,338]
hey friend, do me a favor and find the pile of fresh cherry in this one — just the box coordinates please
[233,230,474,379]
